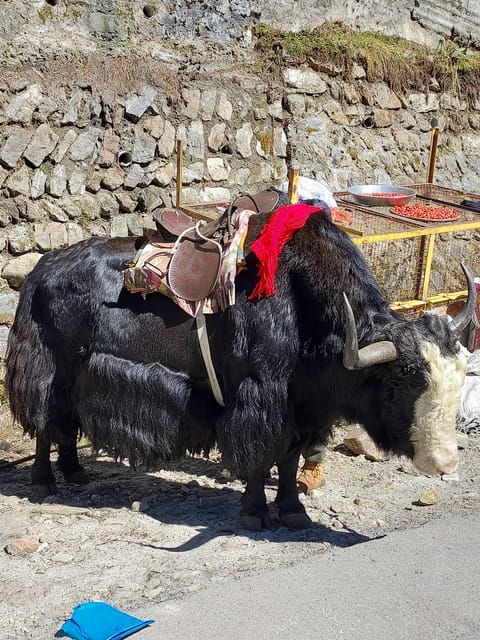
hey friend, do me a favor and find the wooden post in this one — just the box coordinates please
[176,139,183,208]
[288,168,299,204]
[426,123,439,184]
[421,233,436,300]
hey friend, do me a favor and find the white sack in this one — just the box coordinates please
[457,346,480,434]
[280,175,337,210]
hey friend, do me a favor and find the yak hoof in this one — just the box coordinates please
[32,480,58,497]
[63,467,90,485]
[240,513,275,531]
[280,512,313,530]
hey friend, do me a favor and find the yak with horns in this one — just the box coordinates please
[5,199,476,530]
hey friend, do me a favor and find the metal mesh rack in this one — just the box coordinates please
[334,186,480,312]
[412,183,480,211]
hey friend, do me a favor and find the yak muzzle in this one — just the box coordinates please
[413,443,459,476]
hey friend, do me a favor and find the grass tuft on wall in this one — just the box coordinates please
[254,22,480,101]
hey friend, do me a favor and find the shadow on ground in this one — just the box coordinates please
[0,450,373,550]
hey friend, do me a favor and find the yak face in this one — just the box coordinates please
[343,304,470,476]
[342,264,475,477]
[357,320,467,477]
[409,339,466,475]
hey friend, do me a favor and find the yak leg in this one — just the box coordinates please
[57,429,89,485]
[240,471,274,531]
[31,432,58,495]
[276,448,312,529]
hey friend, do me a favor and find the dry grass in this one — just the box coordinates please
[254,22,480,102]
[4,23,479,103]
[2,53,182,100]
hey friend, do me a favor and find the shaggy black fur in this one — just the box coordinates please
[5,211,463,528]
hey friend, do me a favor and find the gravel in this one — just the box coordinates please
[1,407,479,640]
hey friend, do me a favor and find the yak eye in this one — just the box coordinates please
[395,363,427,390]
[406,368,427,390]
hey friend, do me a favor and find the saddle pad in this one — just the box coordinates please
[168,238,222,301]
[122,240,174,296]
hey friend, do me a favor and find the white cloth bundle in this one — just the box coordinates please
[457,346,480,434]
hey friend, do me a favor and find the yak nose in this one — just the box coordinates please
[413,449,459,476]
[435,458,459,475]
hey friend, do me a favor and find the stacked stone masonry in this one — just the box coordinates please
[1,63,480,358]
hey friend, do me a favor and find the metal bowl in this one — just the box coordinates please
[347,184,417,207]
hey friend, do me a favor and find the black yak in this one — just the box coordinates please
[5,204,475,530]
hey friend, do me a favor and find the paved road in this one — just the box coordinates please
[135,512,480,640]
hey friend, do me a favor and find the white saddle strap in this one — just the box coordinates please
[196,307,225,407]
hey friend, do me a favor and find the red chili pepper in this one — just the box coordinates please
[363,192,406,198]
[331,208,353,224]
[391,204,459,221]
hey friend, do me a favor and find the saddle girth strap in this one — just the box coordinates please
[196,308,225,407]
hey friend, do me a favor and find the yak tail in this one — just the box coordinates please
[5,278,56,438]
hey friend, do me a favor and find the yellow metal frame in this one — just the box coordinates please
[391,290,468,313]
[352,219,480,312]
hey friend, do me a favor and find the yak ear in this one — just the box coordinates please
[449,263,477,335]
[342,293,398,370]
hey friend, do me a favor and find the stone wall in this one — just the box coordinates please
[2,58,480,359]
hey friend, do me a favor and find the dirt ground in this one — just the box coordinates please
[1,404,480,640]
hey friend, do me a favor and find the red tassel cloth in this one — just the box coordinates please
[248,203,324,300]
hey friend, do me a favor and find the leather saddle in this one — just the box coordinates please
[152,190,280,302]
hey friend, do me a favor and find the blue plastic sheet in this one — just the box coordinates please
[60,601,154,640]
